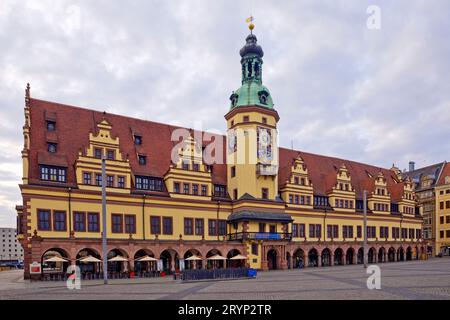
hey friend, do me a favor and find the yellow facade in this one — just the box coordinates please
[436,183,450,254]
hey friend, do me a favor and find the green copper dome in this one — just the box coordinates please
[230,81,274,109]
[229,33,275,110]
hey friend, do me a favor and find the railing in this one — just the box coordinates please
[228,232,292,241]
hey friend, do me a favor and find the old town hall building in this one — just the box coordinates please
[16,27,424,279]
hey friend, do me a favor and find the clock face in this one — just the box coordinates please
[257,127,273,163]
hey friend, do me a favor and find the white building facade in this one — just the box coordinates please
[0,228,24,262]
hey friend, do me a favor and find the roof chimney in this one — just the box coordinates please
[409,161,415,172]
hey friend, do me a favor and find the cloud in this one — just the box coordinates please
[0,0,449,226]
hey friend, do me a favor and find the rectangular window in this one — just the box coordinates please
[83,172,92,185]
[195,219,204,236]
[40,166,66,182]
[107,150,115,160]
[87,213,99,232]
[208,220,217,236]
[446,230,450,238]
[38,210,51,231]
[343,226,348,238]
[162,217,173,235]
[298,224,305,238]
[409,228,415,239]
[47,121,56,131]
[251,243,258,255]
[138,155,147,165]
[233,189,238,200]
[440,230,444,238]
[201,185,207,196]
[182,162,189,170]
[262,188,269,199]
[446,216,450,224]
[416,229,422,239]
[231,166,236,177]
[193,163,200,171]
[292,224,298,237]
[295,195,299,204]
[259,223,266,233]
[401,228,407,239]
[124,215,136,234]
[150,216,161,235]
[218,220,227,236]
[174,182,180,193]
[440,216,444,224]
[315,224,321,238]
[243,115,249,122]
[107,175,114,187]
[96,174,102,186]
[289,194,293,204]
[447,201,450,209]
[183,183,190,194]
[53,211,66,231]
[134,135,142,145]
[357,226,362,238]
[112,214,123,233]
[192,184,199,195]
[309,224,315,238]
[48,143,57,153]
[184,218,194,235]
[118,176,125,188]
[94,148,102,159]
[73,212,86,232]
[214,185,227,198]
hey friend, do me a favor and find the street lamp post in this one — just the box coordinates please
[363,190,368,268]
[101,155,108,284]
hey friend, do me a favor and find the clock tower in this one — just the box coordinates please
[225,26,280,201]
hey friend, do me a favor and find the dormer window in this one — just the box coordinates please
[243,116,250,122]
[94,148,102,159]
[47,121,56,131]
[230,93,239,108]
[258,90,269,105]
[138,155,147,165]
[48,143,57,153]
[134,135,142,145]
[107,150,115,160]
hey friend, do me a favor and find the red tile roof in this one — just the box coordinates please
[28,98,407,201]
[437,162,450,186]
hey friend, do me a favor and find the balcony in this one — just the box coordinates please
[256,164,278,176]
[228,232,292,241]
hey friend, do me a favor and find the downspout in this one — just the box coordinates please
[216,200,221,241]
[142,194,146,240]
[68,187,72,237]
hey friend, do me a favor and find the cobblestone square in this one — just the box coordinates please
[1,258,449,300]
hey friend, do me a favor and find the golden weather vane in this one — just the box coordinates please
[246,16,255,33]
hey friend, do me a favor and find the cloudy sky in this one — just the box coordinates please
[1,0,449,227]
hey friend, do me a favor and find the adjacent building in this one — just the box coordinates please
[402,161,447,255]
[16,27,424,279]
[435,162,450,255]
[0,228,24,263]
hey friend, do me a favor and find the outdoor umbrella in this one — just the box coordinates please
[185,255,202,261]
[79,256,102,263]
[230,254,248,260]
[136,255,158,262]
[207,254,227,260]
[44,256,68,263]
[108,256,128,262]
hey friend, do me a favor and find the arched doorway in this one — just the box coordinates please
[406,247,413,261]
[321,248,331,267]
[267,249,278,270]
[398,247,405,261]
[414,246,419,260]
[368,248,376,263]
[378,247,385,263]
[184,249,203,270]
[308,248,318,267]
[134,249,156,273]
[388,247,396,262]
[42,248,70,274]
[346,248,354,265]
[334,248,344,266]
[206,249,224,269]
[357,248,364,264]
[76,248,101,275]
[160,249,179,273]
[107,248,129,274]
[286,252,291,269]
[293,249,305,269]
[227,249,244,268]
